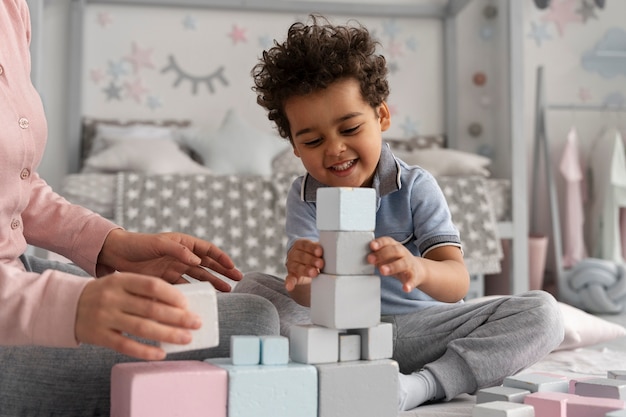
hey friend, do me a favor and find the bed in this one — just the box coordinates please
[52,0,626,415]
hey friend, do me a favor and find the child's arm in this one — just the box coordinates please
[284,239,325,307]
[367,237,469,302]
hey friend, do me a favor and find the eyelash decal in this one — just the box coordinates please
[161,54,229,95]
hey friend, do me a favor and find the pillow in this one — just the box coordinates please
[272,147,306,176]
[81,138,212,175]
[392,148,491,177]
[90,124,174,156]
[467,296,626,351]
[183,109,289,176]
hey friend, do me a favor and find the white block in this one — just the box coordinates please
[316,187,376,231]
[311,274,380,329]
[289,324,339,364]
[231,335,260,365]
[504,373,569,393]
[319,230,375,275]
[161,282,219,354]
[208,358,317,417]
[261,335,289,365]
[339,334,361,362]
[472,401,535,417]
[349,322,393,360]
[476,386,531,404]
[316,359,398,417]
[609,370,626,380]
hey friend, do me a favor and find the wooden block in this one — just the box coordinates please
[110,360,227,417]
[316,187,376,231]
[289,324,339,364]
[609,370,626,380]
[523,391,571,417]
[316,359,398,417]
[472,401,535,416]
[207,358,317,417]
[230,335,260,365]
[476,386,531,404]
[311,274,380,329]
[348,322,393,360]
[161,282,219,354]
[319,230,375,275]
[338,334,361,362]
[574,377,626,400]
[260,335,289,365]
[504,372,569,393]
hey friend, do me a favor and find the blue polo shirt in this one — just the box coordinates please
[285,144,463,315]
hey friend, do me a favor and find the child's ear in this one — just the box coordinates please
[378,102,391,132]
[292,144,301,158]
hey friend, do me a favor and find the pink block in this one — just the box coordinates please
[111,360,227,417]
[567,395,625,417]
[569,376,596,393]
[524,392,570,417]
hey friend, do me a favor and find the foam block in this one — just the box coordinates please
[476,386,531,404]
[574,377,626,400]
[207,358,317,417]
[610,371,626,380]
[260,335,289,365]
[348,322,393,360]
[289,324,339,364]
[524,391,626,417]
[110,360,227,417]
[338,334,361,362]
[568,376,595,393]
[316,187,376,232]
[503,372,569,393]
[315,359,398,417]
[523,391,569,417]
[319,230,375,275]
[310,274,380,329]
[607,410,626,416]
[230,335,260,365]
[471,401,534,416]
[161,282,219,354]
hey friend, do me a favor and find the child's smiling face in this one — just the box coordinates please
[284,77,391,188]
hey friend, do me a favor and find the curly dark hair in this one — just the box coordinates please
[252,15,390,141]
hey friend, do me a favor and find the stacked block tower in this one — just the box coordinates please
[110,187,399,417]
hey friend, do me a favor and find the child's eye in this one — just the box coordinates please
[342,125,361,135]
[303,138,322,147]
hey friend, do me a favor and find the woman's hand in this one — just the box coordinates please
[284,239,324,306]
[75,273,202,360]
[97,229,243,292]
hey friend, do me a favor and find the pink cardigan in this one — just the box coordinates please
[0,0,117,347]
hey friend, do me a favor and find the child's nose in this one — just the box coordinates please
[325,138,346,156]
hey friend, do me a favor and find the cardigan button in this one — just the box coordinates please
[11,219,21,230]
[20,168,30,180]
[18,117,29,129]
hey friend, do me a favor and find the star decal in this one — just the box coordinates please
[146,95,162,110]
[578,87,592,102]
[102,82,123,100]
[527,21,552,46]
[400,116,419,137]
[124,42,155,74]
[382,19,401,39]
[541,0,582,37]
[97,12,113,28]
[385,39,404,59]
[228,24,247,44]
[106,59,129,80]
[183,15,197,30]
[90,68,105,84]
[124,78,149,103]
[576,0,597,23]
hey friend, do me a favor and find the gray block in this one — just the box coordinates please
[476,386,531,404]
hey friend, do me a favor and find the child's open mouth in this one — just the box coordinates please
[329,159,356,172]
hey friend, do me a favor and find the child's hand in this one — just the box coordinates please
[367,237,424,293]
[285,239,324,291]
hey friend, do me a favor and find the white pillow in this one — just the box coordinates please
[393,148,491,177]
[90,124,175,156]
[467,296,626,351]
[82,138,212,175]
[183,109,288,176]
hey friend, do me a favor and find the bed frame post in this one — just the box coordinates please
[67,0,86,173]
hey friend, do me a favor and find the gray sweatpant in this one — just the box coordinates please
[233,272,565,401]
[0,255,280,417]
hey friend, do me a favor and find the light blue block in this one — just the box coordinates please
[261,335,289,365]
[207,358,317,417]
[503,373,569,393]
[230,335,260,365]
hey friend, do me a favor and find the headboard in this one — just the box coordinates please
[67,0,471,173]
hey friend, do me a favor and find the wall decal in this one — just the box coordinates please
[581,27,626,78]
[97,11,113,28]
[124,42,155,74]
[106,59,129,80]
[228,24,247,44]
[399,116,420,136]
[527,21,552,46]
[182,15,196,30]
[161,55,229,95]
[576,0,598,22]
[541,0,582,37]
[123,78,149,103]
[603,91,626,109]
[103,82,123,101]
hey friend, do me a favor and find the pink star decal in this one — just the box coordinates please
[386,40,404,59]
[124,78,149,103]
[578,87,592,102]
[541,0,582,37]
[90,68,105,84]
[387,104,398,116]
[97,12,113,28]
[124,42,155,74]
[228,25,247,44]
